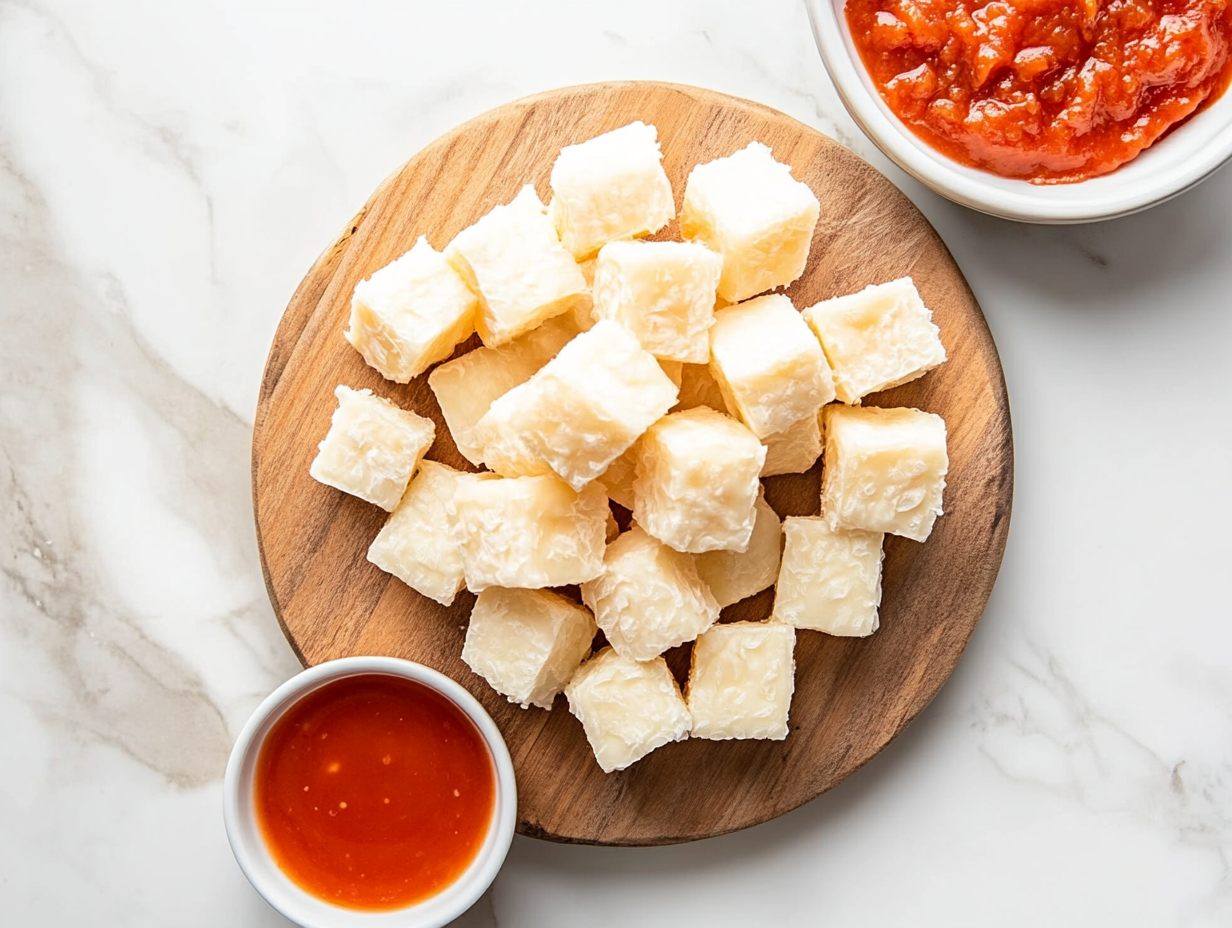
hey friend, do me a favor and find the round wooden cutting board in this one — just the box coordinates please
[252,82,1012,846]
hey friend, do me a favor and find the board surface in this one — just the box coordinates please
[252,82,1013,846]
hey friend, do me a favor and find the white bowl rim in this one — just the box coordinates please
[806,0,1232,223]
[223,656,517,928]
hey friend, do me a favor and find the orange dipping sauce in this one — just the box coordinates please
[254,674,496,911]
[846,0,1232,182]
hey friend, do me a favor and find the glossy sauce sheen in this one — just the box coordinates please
[255,675,495,911]
[846,0,1232,182]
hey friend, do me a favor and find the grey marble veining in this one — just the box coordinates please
[2,1,1231,926]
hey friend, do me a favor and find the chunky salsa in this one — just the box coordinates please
[846,0,1232,182]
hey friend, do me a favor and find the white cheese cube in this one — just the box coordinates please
[771,517,884,636]
[693,493,782,607]
[309,385,435,512]
[565,647,691,773]
[821,405,948,542]
[344,237,478,383]
[367,460,467,605]
[572,258,599,332]
[673,362,729,415]
[681,142,820,303]
[449,474,608,591]
[760,409,823,477]
[596,441,638,510]
[548,121,675,260]
[709,294,836,439]
[592,355,689,507]
[633,407,765,554]
[687,622,796,741]
[445,185,589,346]
[427,313,579,465]
[802,277,946,404]
[474,320,678,489]
[581,526,719,662]
[592,241,723,363]
[462,588,597,710]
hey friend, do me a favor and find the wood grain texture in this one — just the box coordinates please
[252,82,1013,846]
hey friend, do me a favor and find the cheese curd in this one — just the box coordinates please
[475,320,678,490]
[449,474,608,591]
[581,526,719,662]
[592,240,723,363]
[309,385,435,512]
[821,405,948,542]
[462,588,597,710]
[687,622,796,741]
[803,277,946,404]
[692,493,782,608]
[633,407,765,554]
[445,185,589,346]
[771,516,885,636]
[709,294,836,440]
[367,460,468,606]
[681,142,820,302]
[760,409,823,477]
[428,313,579,465]
[548,121,675,259]
[565,648,692,773]
[345,236,478,383]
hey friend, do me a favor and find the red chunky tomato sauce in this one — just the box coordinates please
[846,0,1232,182]
[254,675,495,911]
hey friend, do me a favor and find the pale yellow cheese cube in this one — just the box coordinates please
[802,277,946,404]
[633,407,765,554]
[581,526,719,662]
[596,441,638,510]
[462,588,597,710]
[591,355,689,509]
[344,236,478,383]
[565,647,691,773]
[673,362,729,415]
[681,142,820,303]
[309,385,435,512]
[687,622,796,741]
[709,295,836,440]
[572,258,599,332]
[693,493,782,608]
[367,460,467,605]
[445,185,589,346]
[474,320,678,489]
[449,474,608,591]
[427,313,579,465]
[592,241,723,363]
[548,121,675,260]
[760,409,823,477]
[771,517,884,636]
[821,405,948,542]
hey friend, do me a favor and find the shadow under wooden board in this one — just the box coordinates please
[252,81,1013,847]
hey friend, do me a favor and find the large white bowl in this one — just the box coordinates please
[223,656,517,928]
[806,0,1232,222]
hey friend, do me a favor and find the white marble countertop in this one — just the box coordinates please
[3,1,1231,925]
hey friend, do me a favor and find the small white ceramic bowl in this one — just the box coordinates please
[223,656,516,928]
[806,0,1232,223]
